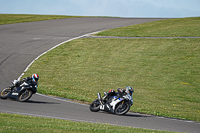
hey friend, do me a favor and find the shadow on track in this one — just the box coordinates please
[27,100,60,104]
[97,111,150,118]
[4,98,60,104]
[124,113,151,118]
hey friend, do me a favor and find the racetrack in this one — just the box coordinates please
[0,17,199,133]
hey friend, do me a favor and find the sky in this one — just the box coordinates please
[0,0,199,18]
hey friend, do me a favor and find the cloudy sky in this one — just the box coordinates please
[0,0,199,18]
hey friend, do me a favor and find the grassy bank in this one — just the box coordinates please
[96,17,200,37]
[0,14,85,25]
[0,113,175,133]
[23,38,200,121]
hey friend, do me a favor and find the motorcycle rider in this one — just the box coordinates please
[22,74,39,91]
[102,86,134,103]
[23,73,39,84]
[13,74,39,92]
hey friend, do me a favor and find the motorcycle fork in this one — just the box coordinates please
[120,101,124,105]
[118,101,124,108]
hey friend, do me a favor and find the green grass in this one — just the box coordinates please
[23,38,200,121]
[0,113,176,133]
[0,14,86,25]
[96,17,200,37]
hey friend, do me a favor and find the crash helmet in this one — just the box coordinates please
[109,89,115,93]
[126,86,134,96]
[32,74,39,82]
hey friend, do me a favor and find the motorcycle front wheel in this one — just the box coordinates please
[18,89,33,102]
[0,87,12,99]
[114,101,130,115]
[90,99,101,112]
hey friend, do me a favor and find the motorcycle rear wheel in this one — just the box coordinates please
[18,89,33,102]
[114,102,130,115]
[90,99,101,112]
[0,87,12,99]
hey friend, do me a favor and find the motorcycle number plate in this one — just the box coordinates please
[100,105,104,110]
[12,93,18,96]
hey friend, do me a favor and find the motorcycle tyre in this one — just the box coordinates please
[18,89,33,102]
[0,87,12,99]
[90,99,100,112]
[114,102,130,115]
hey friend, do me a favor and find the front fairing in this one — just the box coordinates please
[19,82,38,94]
[122,93,133,105]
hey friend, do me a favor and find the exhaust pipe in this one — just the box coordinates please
[97,93,103,105]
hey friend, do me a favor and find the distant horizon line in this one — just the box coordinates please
[1,13,199,19]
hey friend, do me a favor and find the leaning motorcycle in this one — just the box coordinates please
[0,79,37,102]
[90,92,133,115]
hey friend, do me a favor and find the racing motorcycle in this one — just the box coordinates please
[0,79,37,102]
[90,91,133,115]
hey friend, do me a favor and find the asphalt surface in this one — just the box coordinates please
[0,17,199,133]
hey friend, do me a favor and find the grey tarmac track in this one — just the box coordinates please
[0,17,199,133]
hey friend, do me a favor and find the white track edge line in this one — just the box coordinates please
[17,30,103,81]
[36,93,88,106]
[16,30,103,106]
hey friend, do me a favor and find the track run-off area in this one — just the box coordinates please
[0,17,199,133]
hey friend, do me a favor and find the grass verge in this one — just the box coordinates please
[0,113,176,133]
[96,17,200,37]
[23,38,200,121]
[0,14,86,25]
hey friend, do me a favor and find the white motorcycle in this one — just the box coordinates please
[90,91,133,115]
